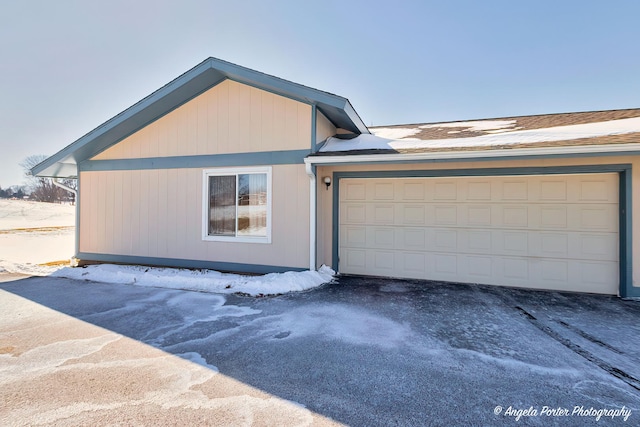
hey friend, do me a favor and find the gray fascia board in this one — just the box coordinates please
[208,57,347,107]
[344,100,370,134]
[33,57,368,177]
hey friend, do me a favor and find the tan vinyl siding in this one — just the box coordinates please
[316,155,640,289]
[93,80,312,160]
[316,110,336,144]
[79,164,310,269]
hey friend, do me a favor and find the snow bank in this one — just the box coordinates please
[49,264,336,296]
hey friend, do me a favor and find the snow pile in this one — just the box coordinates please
[50,264,335,296]
[321,117,640,152]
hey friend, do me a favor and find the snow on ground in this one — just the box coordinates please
[0,199,75,269]
[51,264,335,296]
[320,116,640,152]
[0,199,335,296]
[0,199,75,230]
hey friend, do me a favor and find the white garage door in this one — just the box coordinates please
[339,174,619,294]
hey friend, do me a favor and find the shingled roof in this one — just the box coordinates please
[312,108,640,158]
[375,108,640,140]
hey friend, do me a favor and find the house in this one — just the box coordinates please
[33,58,640,297]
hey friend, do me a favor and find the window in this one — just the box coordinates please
[202,167,272,243]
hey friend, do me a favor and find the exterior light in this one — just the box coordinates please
[323,176,331,190]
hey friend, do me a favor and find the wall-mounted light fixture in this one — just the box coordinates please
[323,176,331,190]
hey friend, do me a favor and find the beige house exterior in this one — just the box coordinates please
[34,58,640,297]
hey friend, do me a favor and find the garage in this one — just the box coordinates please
[338,173,619,294]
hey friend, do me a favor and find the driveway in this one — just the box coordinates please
[1,273,639,426]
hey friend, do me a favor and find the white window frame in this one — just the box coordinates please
[202,166,272,244]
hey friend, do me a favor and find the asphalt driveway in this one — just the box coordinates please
[1,273,639,426]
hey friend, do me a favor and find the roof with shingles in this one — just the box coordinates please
[373,108,640,141]
[312,108,640,157]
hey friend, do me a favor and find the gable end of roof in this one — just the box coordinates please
[32,58,369,178]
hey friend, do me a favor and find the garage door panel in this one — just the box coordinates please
[578,234,618,261]
[373,205,394,224]
[373,182,395,200]
[579,205,618,230]
[432,229,458,252]
[467,205,492,226]
[339,174,619,294]
[341,204,366,224]
[373,228,395,248]
[466,255,493,278]
[579,261,618,287]
[342,181,367,201]
[501,231,529,254]
[434,253,458,275]
[433,181,458,200]
[503,257,529,281]
[465,230,492,253]
[575,175,618,203]
[502,206,529,227]
[342,248,367,272]
[402,252,427,274]
[401,205,426,225]
[502,180,529,201]
[372,250,395,272]
[434,205,458,225]
[341,225,367,247]
[402,228,427,249]
[402,182,427,201]
[466,181,492,200]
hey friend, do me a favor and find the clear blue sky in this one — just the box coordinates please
[1,0,639,187]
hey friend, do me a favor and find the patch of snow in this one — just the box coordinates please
[321,134,394,152]
[321,117,640,152]
[369,127,421,139]
[0,261,60,276]
[176,352,219,372]
[420,120,517,133]
[165,292,261,322]
[50,264,335,296]
[458,349,580,376]
[259,304,431,350]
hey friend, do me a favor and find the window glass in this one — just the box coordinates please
[205,169,270,242]
[237,173,267,237]
[209,175,236,236]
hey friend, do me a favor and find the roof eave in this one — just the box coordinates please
[305,143,640,166]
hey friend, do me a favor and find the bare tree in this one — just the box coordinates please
[20,155,76,203]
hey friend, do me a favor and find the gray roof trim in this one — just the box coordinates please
[32,57,369,178]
